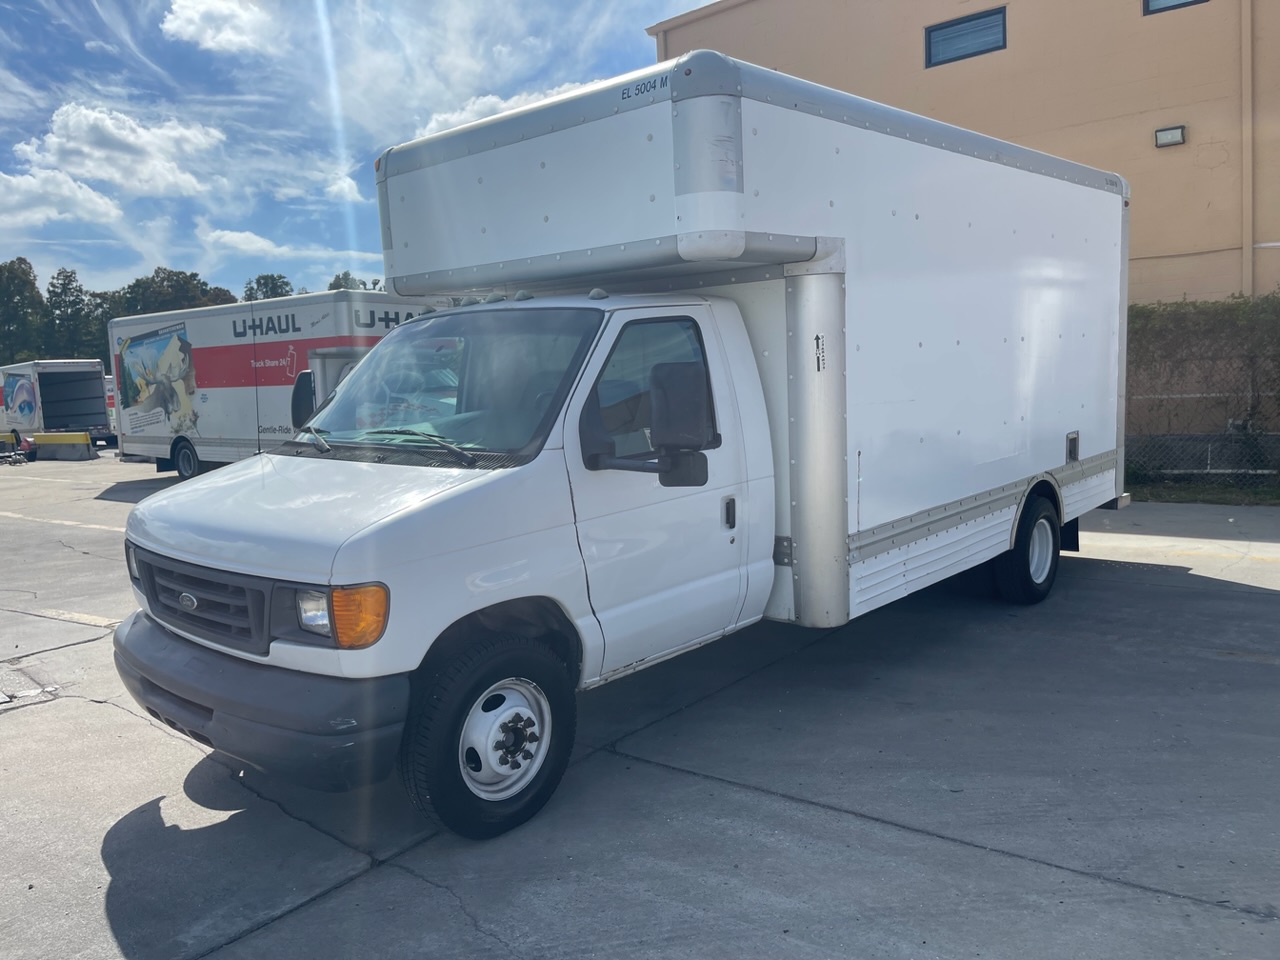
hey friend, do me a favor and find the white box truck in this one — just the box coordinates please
[114,52,1128,838]
[108,290,430,478]
[1,359,113,450]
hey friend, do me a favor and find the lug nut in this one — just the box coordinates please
[494,740,506,750]
[522,717,535,728]
[509,759,522,770]
[498,755,510,766]
[521,750,533,761]
[527,732,540,743]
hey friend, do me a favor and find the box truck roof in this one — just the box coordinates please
[377,50,1127,298]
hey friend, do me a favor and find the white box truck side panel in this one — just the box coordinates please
[736,100,1123,517]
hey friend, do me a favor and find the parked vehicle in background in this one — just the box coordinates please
[114,51,1129,839]
[108,290,429,479]
[104,375,117,436]
[1,359,113,454]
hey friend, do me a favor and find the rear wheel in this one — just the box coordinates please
[173,439,200,481]
[399,634,575,839]
[994,495,1060,604]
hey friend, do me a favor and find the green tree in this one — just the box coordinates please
[0,257,45,364]
[88,291,123,369]
[243,273,294,301]
[43,267,90,358]
[118,267,237,317]
[327,270,366,291]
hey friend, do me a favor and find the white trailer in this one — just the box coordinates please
[1,359,112,447]
[108,290,430,478]
[115,52,1127,838]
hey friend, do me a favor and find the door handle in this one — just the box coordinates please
[724,497,736,529]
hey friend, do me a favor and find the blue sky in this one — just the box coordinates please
[0,0,694,297]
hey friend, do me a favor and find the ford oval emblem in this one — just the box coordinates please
[179,592,199,611]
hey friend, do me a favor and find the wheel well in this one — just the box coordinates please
[1009,478,1064,550]
[170,436,192,459]
[1027,478,1062,522]
[415,597,584,687]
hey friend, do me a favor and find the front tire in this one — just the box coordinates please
[399,635,576,839]
[172,439,200,481]
[994,495,1060,605]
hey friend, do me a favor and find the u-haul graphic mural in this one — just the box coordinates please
[109,290,433,476]
[118,322,198,436]
[2,372,37,432]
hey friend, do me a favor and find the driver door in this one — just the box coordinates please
[564,307,748,677]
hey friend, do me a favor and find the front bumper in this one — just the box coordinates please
[113,610,410,791]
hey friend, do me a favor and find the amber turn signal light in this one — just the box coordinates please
[330,583,389,649]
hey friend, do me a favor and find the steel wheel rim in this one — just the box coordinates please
[458,677,552,801]
[178,447,195,476]
[1028,517,1054,584]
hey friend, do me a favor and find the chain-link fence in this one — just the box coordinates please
[1126,293,1280,495]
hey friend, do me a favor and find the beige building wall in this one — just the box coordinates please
[650,0,1278,303]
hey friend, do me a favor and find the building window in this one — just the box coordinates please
[1144,0,1210,13]
[925,7,1006,68]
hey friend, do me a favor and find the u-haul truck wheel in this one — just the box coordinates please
[399,635,576,839]
[173,438,200,481]
[995,495,1060,605]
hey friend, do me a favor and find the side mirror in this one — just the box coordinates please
[649,362,715,451]
[291,370,316,428]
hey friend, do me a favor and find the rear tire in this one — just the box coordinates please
[173,439,200,481]
[399,635,576,839]
[994,495,1060,605]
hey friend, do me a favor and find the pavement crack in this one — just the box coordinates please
[389,861,527,957]
[207,755,372,858]
[188,869,373,960]
[609,748,1280,923]
[4,630,113,665]
[55,538,121,563]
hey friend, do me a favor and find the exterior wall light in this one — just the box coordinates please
[1154,125,1186,148]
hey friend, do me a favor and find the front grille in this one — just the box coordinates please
[134,548,271,655]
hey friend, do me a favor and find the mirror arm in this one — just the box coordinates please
[587,453,670,474]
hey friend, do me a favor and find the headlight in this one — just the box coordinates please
[297,590,331,636]
[296,585,388,648]
[125,543,141,581]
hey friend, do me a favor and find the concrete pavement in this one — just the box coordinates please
[1,457,1276,959]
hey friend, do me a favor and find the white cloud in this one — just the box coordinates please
[196,220,382,261]
[14,103,225,196]
[0,169,122,228]
[414,83,586,139]
[83,39,120,55]
[161,0,274,54]
[324,175,362,202]
[0,66,52,123]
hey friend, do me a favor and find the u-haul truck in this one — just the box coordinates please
[108,290,432,478]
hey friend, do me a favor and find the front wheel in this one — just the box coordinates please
[994,495,1060,605]
[399,635,576,839]
[172,439,200,481]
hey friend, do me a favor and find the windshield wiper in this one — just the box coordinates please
[296,426,331,453]
[362,428,477,467]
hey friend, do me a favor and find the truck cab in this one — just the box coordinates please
[115,293,772,838]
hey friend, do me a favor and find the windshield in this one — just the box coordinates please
[302,307,603,465]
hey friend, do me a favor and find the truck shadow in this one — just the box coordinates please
[95,477,180,504]
[98,555,1280,958]
[101,758,272,960]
